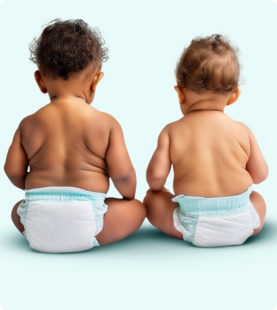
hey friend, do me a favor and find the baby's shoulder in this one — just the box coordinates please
[89,109,121,130]
[20,103,54,124]
[162,117,188,136]
[233,120,251,136]
[215,114,250,137]
[18,103,54,130]
[95,110,119,126]
[83,108,123,140]
[18,112,39,133]
[163,118,184,131]
[234,120,249,129]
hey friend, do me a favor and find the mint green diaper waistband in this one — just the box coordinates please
[25,186,107,202]
[172,186,252,215]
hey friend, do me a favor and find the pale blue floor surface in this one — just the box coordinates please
[0,217,277,310]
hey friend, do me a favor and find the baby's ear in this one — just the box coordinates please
[226,87,241,106]
[91,72,104,93]
[174,86,186,105]
[34,71,48,94]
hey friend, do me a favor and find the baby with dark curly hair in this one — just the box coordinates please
[144,34,268,247]
[4,19,145,253]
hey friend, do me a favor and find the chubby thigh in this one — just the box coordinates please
[22,200,106,253]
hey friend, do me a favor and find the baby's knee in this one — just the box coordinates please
[251,190,266,203]
[143,193,160,219]
[130,199,147,219]
[143,191,166,209]
[250,191,266,235]
[11,200,23,220]
[143,196,166,226]
[11,200,24,235]
[143,192,154,207]
[251,191,266,216]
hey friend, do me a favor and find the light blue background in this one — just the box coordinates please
[0,0,277,309]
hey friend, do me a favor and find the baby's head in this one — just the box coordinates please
[30,19,108,103]
[175,34,241,114]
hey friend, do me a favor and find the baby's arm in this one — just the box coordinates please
[106,118,136,200]
[245,126,268,184]
[4,127,28,190]
[146,127,171,191]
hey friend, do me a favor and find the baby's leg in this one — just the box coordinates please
[95,198,146,245]
[143,191,183,240]
[250,190,266,235]
[11,200,24,235]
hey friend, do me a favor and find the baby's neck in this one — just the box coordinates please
[50,94,87,104]
[41,73,94,105]
[183,89,232,114]
[188,99,226,114]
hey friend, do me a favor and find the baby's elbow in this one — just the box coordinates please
[4,163,11,177]
[146,172,166,189]
[252,168,269,184]
[113,167,135,182]
[253,178,264,185]
[3,163,7,174]
[4,164,25,181]
[147,167,164,181]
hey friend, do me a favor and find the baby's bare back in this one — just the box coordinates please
[21,100,110,192]
[169,111,253,197]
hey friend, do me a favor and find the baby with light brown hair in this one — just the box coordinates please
[144,34,268,247]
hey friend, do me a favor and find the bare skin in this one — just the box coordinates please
[144,87,268,239]
[5,66,146,245]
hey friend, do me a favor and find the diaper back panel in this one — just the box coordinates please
[172,187,260,247]
[192,210,253,247]
[25,200,96,253]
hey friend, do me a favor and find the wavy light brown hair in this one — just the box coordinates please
[29,19,108,80]
[175,34,241,94]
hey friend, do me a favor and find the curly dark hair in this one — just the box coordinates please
[175,34,241,94]
[29,19,108,80]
